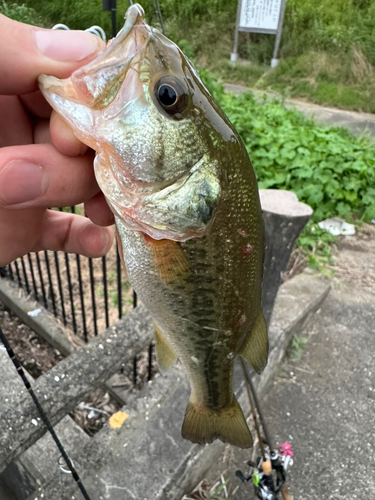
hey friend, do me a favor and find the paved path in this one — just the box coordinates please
[225,83,375,137]
[205,230,375,499]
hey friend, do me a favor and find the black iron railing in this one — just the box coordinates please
[3,206,155,382]
[6,248,137,338]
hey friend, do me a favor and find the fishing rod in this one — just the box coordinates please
[238,359,293,500]
[0,325,92,500]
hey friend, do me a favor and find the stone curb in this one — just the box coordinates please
[0,278,77,357]
[25,271,331,500]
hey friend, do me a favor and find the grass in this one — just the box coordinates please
[3,0,373,273]
[4,0,375,111]
[255,50,375,113]
[0,1,45,26]
[287,334,309,360]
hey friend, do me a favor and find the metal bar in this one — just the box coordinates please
[76,254,88,342]
[88,258,98,336]
[44,251,57,317]
[148,343,153,381]
[27,253,38,299]
[231,0,243,60]
[13,259,22,288]
[272,0,287,62]
[65,252,77,334]
[133,290,137,308]
[7,263,14,281]
[111,0,117,37]
[54,252,67,325]
[102,256,109,328]
[20,257,30,295]
[133,355,137,385]
[35,252,48,309]
[116,243,122,319]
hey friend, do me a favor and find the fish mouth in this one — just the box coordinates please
[38,4,150,115]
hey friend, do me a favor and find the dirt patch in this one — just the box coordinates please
[332,223,375,293]
[70,388,122,436]
[0,301,63,379]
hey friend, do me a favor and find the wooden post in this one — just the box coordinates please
[260,190,313,326]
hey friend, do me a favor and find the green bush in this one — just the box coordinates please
[201,71,375,223]
[0,1,45,26]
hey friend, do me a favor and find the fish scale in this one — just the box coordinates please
[38,3,268,448]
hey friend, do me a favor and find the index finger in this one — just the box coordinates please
[0,14,106,95]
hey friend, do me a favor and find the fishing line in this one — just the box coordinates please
[0,326,92,500]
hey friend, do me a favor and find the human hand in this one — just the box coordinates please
[0,15,115,267]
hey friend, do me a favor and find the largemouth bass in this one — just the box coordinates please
[39,4,268,448]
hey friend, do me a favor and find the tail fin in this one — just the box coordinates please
[181,396,253,449]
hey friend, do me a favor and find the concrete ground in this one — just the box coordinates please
[204,228,375,499]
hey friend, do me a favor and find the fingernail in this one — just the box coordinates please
[35,29,100,62]
[0,161,48,205]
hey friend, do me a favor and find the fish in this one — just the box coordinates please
[38,3,268,449]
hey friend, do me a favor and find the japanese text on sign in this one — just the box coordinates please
[239,0,282,31]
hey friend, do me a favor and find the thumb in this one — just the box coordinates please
[0,14,105,95]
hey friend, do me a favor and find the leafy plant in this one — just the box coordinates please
[0,1,45,26]
[290,334,308,360]
[205,481,230,500]
[201,76,375,223]
[296,222,336,274]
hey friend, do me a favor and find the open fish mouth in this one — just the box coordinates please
[38,4,149,114]
[38,4,223,241]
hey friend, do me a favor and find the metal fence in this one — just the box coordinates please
[2,206,154,384]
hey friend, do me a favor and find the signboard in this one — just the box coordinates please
[239,0,282,32]
[231,0,287,66]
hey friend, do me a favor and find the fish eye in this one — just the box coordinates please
[158,84,177,106]
[154,76,188,116]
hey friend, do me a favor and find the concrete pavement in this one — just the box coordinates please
[204,229,375,499]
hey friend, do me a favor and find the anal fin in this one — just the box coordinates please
[181,395,253,449]
[154,323,178,374]
[239,309,268,374]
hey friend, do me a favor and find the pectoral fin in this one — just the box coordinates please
[154,323,178,374]
[239,310,268,374]
[144,236,190,285]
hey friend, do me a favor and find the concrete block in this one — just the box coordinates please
[0,305,153,472]
[28,271,331,500]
